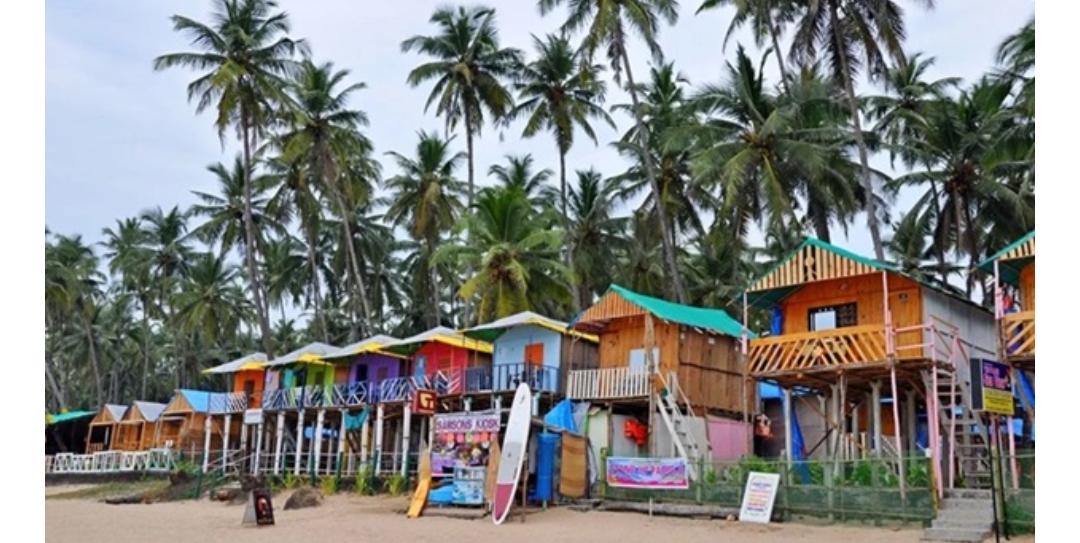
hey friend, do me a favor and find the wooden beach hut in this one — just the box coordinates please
[566,284,753,471]
[740,237,997,492]
[156,390,211,451]
[320,335,406,405]
[85,404,128,453]
[114,401,166,451]
[460,311,599,396]
[202,352,267,409]
[382,327,494,399]
[261,342,341,476]
[978,231,1035,371]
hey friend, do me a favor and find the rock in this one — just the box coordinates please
[213,488,243,502]
[726,514,736,521]
[284,487,324,510]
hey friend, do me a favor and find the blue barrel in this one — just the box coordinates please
[535,433,559,502]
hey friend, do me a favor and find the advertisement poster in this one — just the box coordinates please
[739,472,780,524]
[605,457,689,490]
[431,412,500,476]
[970,359,1015,416]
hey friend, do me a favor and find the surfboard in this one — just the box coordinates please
[492,383,531,525]
[406,439,432,518]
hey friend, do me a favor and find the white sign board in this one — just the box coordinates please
[739,471,781,524]
[243,409,263,425]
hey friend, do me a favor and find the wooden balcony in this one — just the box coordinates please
[748,325,889,376]
[566,366,652,400]
[1002,310,1035,362]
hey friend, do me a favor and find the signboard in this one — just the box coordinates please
[970,359,1015,416]
[431,412,500,476]
[413,389,437,416]
[739,471,780,524]
[243,409,263,425]
[242,488,275,526]
[605,457,689,490]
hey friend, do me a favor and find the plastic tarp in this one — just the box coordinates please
[784,394,810,483]
[344,406,371,432]
[543,399,578,434]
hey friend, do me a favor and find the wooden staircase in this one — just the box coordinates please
[923,363,993,490]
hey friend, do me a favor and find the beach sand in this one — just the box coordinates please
[45,486,1034,543]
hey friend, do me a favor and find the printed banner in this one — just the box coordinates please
[605,457,689,490]
[434,412,501,434]
[970,359,1015,416]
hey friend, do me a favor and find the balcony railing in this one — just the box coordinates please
[748,324,889,375]
[566,366,651,400]
[1002,310,1035,359]
[459,364,561,394]
[332,381,375,407]
[209,392,249,414]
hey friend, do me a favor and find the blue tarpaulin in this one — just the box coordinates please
[784,393,811,483]
[770,306,783,336]
[543,399,577,433]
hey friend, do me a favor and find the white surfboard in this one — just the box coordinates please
[492,383,531,525]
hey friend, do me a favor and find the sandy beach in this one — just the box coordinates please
[44,485,1034,543]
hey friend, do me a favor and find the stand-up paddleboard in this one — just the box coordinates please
[492,383,531,525]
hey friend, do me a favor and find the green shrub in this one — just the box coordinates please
[320,476,338,495]
[386,474,407,497]
[355,466,374,496]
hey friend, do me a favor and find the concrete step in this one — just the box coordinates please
[944,489,993,500]
[932,519,993,531]
[921,527,990,542]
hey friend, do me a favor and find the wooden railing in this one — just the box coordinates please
[566,366,651,400]
[209,391,249,413]
[748,325,889,374]
[1002,310,1035,359]
[45,449,176,474]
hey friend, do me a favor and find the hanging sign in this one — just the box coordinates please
[431,412,500,476]
[413,389,437,416]
[434,412,500,434]
[242,488,275,526]
[739,471,780,524]
[970,359,1015,416]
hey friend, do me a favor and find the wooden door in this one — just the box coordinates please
[525,343,544,367]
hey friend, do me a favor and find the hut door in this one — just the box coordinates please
[414,355,427,378]
[525,343,544,367]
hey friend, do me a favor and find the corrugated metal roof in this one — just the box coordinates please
[134,401,166,423]
[177,389,211,413]
[320,335,405,361]
[105,404,128,422]
[382,326,493,356]
[264,342,341,367]
[202,352,267,374]
[461,311,599,343]
[572,284,749,339]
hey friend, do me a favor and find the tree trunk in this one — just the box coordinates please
[961,193,982,298]
[140,296,151,399]
[619,51,688,303]
[305,223,330,342]
[769,18,791,95]
[239,110,275,359]
[465,108,476,209]
[831,7,885,261]
[560,149,581,313]
[428,240,442,328]
[45,357,67,412]
[928,179,950,284]
[80,315,105,406]
[337,196,374,339]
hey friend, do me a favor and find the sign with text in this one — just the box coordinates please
[739,471,780,524]
[243,409,263,425]
[970,359,1015,416]
[413,389,437,415]
[605,457,689,490]
[434,412,501,434]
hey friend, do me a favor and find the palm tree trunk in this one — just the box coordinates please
[80,315,105,405]
[140,297,151,399]
[239,110,275,359]
[769,18,791,95]
[619,51,688,303]
[928,179,949,284]
[560,149,581,313]
[465,108,476,209]
[427,240,442,327]
[45,357,67,412]
[332,191,374,339]
[830,7,885,261]
[304,224,330,341]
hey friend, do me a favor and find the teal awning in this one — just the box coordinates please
[977,231,1035,287]
[46,410,96,426]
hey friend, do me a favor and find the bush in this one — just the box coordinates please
[386,474,407,497]
[320,476,338,495]
[355,466,374,496]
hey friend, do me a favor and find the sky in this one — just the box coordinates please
[45,0,1033,269]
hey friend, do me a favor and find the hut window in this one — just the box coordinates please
[809,303,857,331]
[243,380,255,399]
[525,343,544,367]
[355,365,369,383]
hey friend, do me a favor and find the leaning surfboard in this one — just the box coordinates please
[492,383,531,525]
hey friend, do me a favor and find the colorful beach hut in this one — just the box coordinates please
[114,401,166,451]
[157,390,211,450]
[320,335,406,405]
[203,352,267,409]
[85,404,128,453]
[381,326,493,398]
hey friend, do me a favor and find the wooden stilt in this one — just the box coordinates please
[313,409,325,475]
[253,422,264,475]
[890,366,906,499]
[871,382,882,452]
[273,411,285,475]
[239,418,249,472]
[222,414,232,472]
[202,415,212,473]
[401,403,412,478]
[294,410,305,476]
[360,413,370,472]
[374,404,385,474]
[337,410,347,476]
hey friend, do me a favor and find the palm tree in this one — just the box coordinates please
[383,131,468,327]
[279,59,378,337]
[401,5,524,207]
[510,32,615,223]
[175,253,252,356]
[433,186,571,324]
[538,0,687,303]
[100,217,154,398]
[696,0,803,93]
[47,234,108,405]
[140,205,195,386]
[191,156,284,261]
[487,154,555,209]
[788,0,936,260]
[153,0,308,358]
[566,169,628,308]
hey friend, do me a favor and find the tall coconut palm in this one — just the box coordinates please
[100,217,154,398]
[175,253,252,356]
[190,155,284,261]
[788,0,936,260]
[696,0,803,93]
[566,169,628,308]
[433,186,571,324]
[538,0,687,303]
[487,154,555,209]
[401,5,524,207]
[383,131,468,327]
[279,59,377,337]
[47,234,108,405]
[153,0,308,358]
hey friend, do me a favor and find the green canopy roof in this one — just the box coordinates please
[46,410,96,426]
[572,284,752,339]
[976,231,1035,287]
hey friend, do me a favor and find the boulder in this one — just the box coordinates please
[284,487,324,510]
